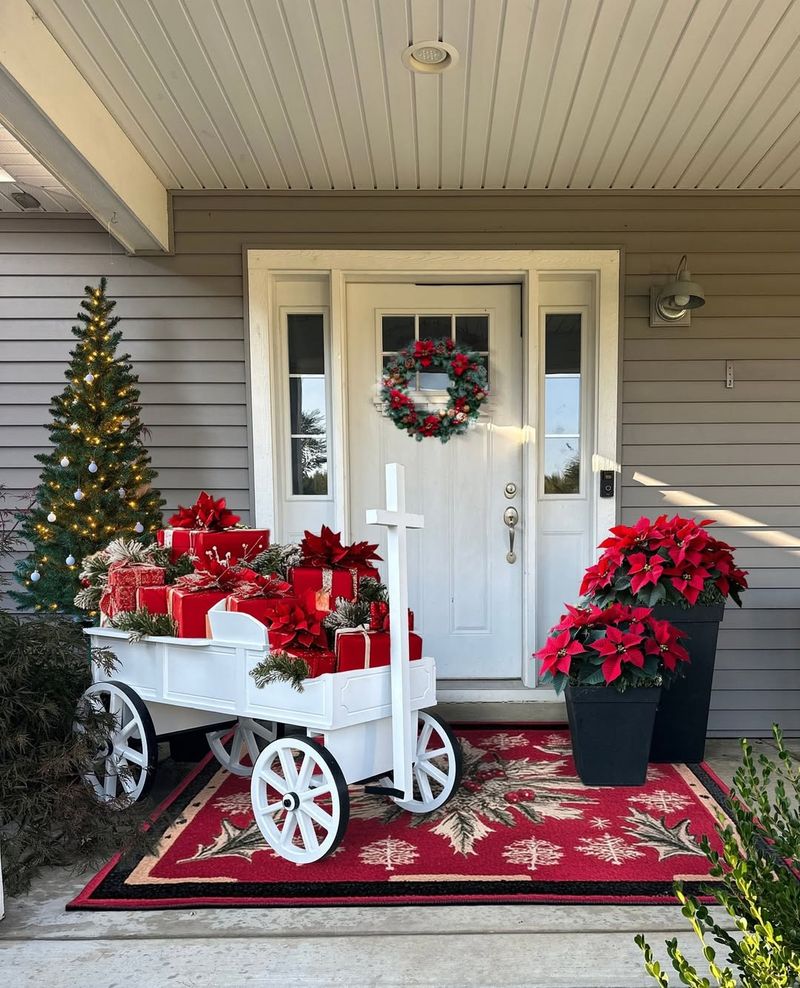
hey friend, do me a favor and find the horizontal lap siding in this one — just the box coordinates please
[3,190,800,735]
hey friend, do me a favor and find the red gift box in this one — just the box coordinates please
[157,527,270,564]
[284,645,336,679]
[334,628,423,672]
[226,595,301,626]
[290,564,380,613]
[100,563,165,618]
[369,601,414,632]
[136,585,169,615]
[167,587,227,638]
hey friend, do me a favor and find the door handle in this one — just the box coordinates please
[503,506,519,564]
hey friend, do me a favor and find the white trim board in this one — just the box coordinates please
[246,249,621,689]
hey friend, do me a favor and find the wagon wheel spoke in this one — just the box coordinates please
[423,746,449,761]
[103,763,118,799]
[119,771,138,795]
[261,768,289,796]
[118,718,138,742]
[278,747,298,787]
[280,810,298,847]
[418,759,448,788]
[415,766,434,805]
[296,812,319,853]
[244,730,261,767]
[416,720,434,756]
[302,800,334,832]
[114,744,145,767]
[295,753,313,793]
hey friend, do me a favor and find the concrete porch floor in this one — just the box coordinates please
[0,733,788,988]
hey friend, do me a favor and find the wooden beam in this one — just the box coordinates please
[0,0,169,253]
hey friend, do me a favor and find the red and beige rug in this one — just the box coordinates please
[69,725,731,910]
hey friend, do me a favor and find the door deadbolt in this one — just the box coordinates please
[504,482,518,498]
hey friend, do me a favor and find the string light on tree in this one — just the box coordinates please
[11,278,165,615]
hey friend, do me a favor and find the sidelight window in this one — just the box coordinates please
[543,312,582,495]
[287,312,328,496]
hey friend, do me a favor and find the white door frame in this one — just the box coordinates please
[246,249,621,696]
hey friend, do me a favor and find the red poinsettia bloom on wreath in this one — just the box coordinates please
[413,339,436,367]
[451,352,471,377]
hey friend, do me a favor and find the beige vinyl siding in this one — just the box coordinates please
[2,190,799,736]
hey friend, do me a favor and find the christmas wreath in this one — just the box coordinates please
[380,338,488,443]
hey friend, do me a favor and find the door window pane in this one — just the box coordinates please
[382,315,415,352]
[288,313,328,495]
[544,313,581,495]
[418,315,451,340]
[288,314,324,373]
[455,315,489,350]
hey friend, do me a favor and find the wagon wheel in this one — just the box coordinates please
[250,736,349,864]
[206,718,277,777]
[76,681,157,806]
[392,710,462,814]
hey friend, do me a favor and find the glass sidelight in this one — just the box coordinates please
[543,313,582,495]
[287,313,328,496]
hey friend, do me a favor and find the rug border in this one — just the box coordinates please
[67,724,726,911]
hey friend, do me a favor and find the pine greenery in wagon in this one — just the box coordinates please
[250,651,311,692]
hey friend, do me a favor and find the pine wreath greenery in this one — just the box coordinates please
[380,337,488,442]
[12,279,165,616]
[250,651,311,692]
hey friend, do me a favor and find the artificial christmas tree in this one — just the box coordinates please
[13,279,164,616]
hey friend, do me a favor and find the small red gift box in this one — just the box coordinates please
[167,587,227,638]
[284,645,336,679]
[136,585,169,615]
[100,563,165,617]
[369,601,414,632]
[290,564,380,612]
[226,595,301,626]
[334,628,423,672]
[157,527,270,564]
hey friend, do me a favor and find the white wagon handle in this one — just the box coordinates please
[364,463,423,803]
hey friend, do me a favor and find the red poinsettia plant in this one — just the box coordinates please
[536,603,690,694]
[580,514,748,610]
[168,491,240,531]
[299,525,381,571]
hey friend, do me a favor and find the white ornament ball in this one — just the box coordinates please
[84,373,94,384]
[60,456,70,468]
[118,487,126,498]
[88,460,98,473]
[47,511,56,523]
[69,423,79,433]
[134,521,144,534]
[121,418,131,429]
[73,489,84,501]
[30,569,41,583]
[65,554,76,566]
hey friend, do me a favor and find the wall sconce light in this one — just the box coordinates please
[650,254,706,327]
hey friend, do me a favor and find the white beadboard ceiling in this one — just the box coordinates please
[18,0,800,192]
[0,124,86,211]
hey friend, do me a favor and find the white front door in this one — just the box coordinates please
[346,284,524,679]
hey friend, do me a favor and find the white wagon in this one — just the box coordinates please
[80,465,462,864]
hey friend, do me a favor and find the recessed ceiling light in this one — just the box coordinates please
[402,41,459,74]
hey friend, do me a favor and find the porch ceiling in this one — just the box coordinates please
[21,0,800,194]
[0,124,85,212]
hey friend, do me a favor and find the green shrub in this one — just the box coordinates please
[637,727,800,986]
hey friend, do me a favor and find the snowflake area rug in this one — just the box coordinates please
[68,726,731,910]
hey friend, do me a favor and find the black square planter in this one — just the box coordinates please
[566,684,661,786]
[649,603,725,763]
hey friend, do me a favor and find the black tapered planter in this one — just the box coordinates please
[566,684,661,786]
[649,603,725,763]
